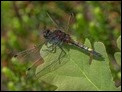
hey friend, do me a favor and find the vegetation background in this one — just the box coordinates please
[1,1,121,91]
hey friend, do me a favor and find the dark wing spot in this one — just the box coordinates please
[27,67,31,71]
[14,54,18,57]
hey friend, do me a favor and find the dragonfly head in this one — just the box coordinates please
[43,29,52,39]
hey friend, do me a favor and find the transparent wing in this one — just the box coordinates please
[35,44,70,79]
[13,43,46,74]
[46,11,65,30]
[14,44,43,62]
[66,13,74,32]
[13,42,70,79]
[47,11,75,34]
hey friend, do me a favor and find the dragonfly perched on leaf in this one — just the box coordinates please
[13,11,104,78]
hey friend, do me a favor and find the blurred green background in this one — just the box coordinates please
[1,1,121,91]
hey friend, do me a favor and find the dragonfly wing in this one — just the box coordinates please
[66,13,74,32]
[46,11,65,30]
[13,44,46,78]
[35,44,70,78]
[13,44,43,63]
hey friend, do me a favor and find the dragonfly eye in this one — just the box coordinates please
[43,29,51,38]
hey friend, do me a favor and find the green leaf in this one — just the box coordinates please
[36,39,120,91]
[114,52,121,66]
[114,36,121,66]
[117,36,121,50]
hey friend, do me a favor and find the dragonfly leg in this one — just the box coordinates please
[58,46,66,64]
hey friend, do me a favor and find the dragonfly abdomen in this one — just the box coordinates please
[71,41,102,57]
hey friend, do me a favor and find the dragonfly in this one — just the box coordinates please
[13,12,104,77]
